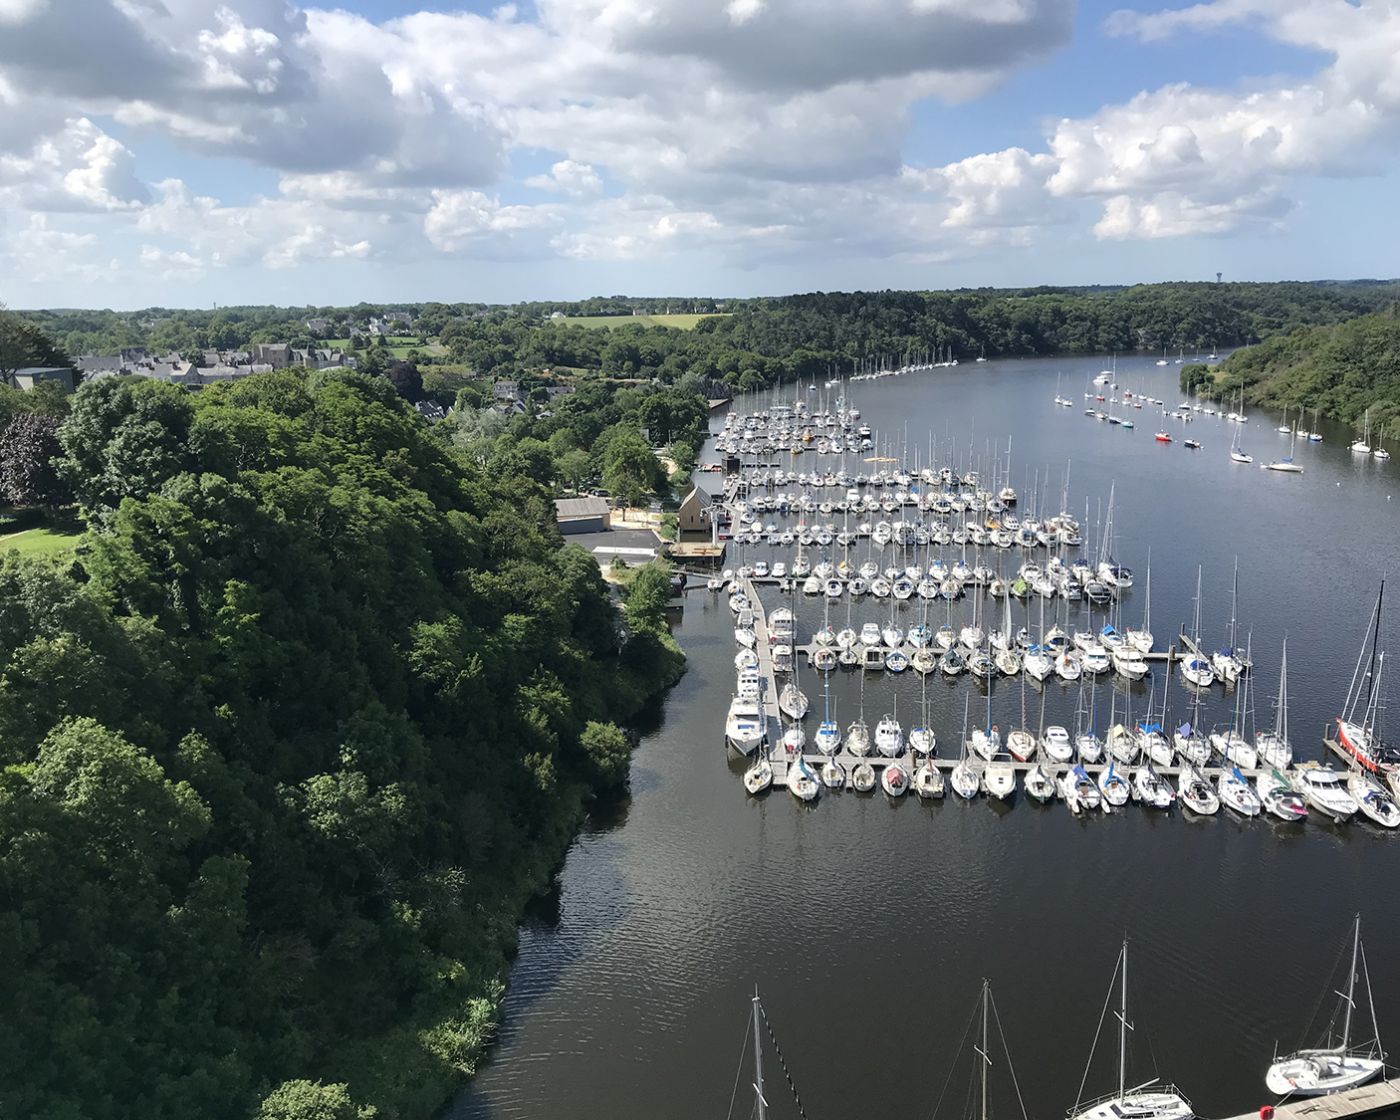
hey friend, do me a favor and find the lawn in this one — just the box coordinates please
[324,338,445,360]
[556,313,728,330]
[0,525,83,557]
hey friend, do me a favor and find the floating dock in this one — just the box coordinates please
[1220,1078,1400,1120]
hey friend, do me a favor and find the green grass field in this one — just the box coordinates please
[324,338,445,360]
[555,313,727,330]
[0,525,83,557]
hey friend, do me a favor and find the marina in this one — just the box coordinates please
[461,353,1400,1120]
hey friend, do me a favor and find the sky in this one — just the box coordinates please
[2,0,1400,309]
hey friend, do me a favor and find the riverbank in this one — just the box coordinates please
[325,629,687,1118]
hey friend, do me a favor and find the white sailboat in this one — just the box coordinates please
[1264,423,1304,472]
[1068,942,1194,1120]
[1229,392,1253,463]
[1350,408,1373,454]
[1254,641,1293,769]
[1265,916,1385,1096]
[1177,764,1220,815]
[786,754,819,802]
[743,756,773,795]
[951,696,982,799]
[1179,568,1215,688]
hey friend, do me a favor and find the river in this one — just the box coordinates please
[456,354,1399,1120]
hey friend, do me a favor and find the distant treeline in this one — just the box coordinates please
[1187,304,1400,434]
[15,281,1400,394]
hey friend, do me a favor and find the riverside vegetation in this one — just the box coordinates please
[17,281,1400,400]
[1184,304,1400,434]
[0,366,686,1120]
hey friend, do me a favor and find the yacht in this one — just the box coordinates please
[1265,917,1385,1096]
[1296,768,1359,822]
[875,714,904,757]
[1257,768,1308,822]
[725,693,767,755]
[1067,943,1193,1120]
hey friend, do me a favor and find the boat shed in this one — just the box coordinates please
[677,486,713,535]
[554,496,612,534]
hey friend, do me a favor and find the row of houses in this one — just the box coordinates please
[72,345,358,390]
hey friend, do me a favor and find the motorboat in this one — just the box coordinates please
[1112,646,1148,680]
[725,697,767,755]
[983,760,1016,800]
[1256,768,1307,822]
[875,714,904,757]
[1296,768,1359,822]
[1041,725,1074,764]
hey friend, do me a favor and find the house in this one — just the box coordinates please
[544,385,575,399]
[12,366,77,392]
[254,343,291,369]
[677,486,713,536]
[76,354,127,376]
[414,400,446,423]
[493,380,520,402]
[553,496,611,534]
[304,317,330,335]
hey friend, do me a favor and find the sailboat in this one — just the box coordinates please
[1229,391,1253,463]
[951,695,982,799]
[1374,424,1391,461]
[1265,916,1385,1096]
[1126,558,1154,654]
[786,753,819,802]
[1254,641,1293,769]
[1335,583,1398,772]
[938,980,1033,1120]
[1211,562,1247,684]
[1179,568,1215,688]
[1264,423,1304,472]
[1068,942,1194,1120]
[1350,408,1373,454]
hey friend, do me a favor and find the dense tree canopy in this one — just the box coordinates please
[0,368,682,1119]
[1194,304,1400,432]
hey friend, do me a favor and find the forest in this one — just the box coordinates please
[0,363,686,1119]
[1187,305,1400,433]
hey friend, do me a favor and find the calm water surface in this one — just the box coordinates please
[457,355,1400,1120]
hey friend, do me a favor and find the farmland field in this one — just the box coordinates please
[554,313,726,330]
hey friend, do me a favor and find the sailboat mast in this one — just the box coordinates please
[1366,582,1384,714]
[1118,943,1129,1102]
[1342,916,1360,1051]
[752,989,768,1120]
[981,978,990,1120]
